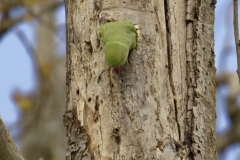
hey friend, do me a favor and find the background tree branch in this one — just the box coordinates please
[216,72,240,151]
[0,116,25,160]
[0,0,63,39]
[233,0,240,81]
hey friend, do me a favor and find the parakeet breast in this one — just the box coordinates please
[104,42,129,67]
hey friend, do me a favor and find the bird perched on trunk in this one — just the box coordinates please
[99,21,138,74]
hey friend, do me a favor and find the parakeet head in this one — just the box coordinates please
[104,42,129,74]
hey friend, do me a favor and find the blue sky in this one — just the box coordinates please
[0,1,239,159]
[0,21,36,124]
[214,1,240,159]
[0,5,65,125]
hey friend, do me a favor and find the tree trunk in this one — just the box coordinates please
[64,0,217,159]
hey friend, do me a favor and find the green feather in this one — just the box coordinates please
[99,21,138,67]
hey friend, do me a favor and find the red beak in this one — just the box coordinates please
[113,66,120,74]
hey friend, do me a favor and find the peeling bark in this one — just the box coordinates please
[65,0,217,159]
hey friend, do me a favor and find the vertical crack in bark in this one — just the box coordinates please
[185,0,197,159]
[99,113,103,160]
[108,69,114,106]
[164,0,182,153]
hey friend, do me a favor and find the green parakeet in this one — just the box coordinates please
[99,21,138,74]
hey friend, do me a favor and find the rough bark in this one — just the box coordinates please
[65,0,217,159]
